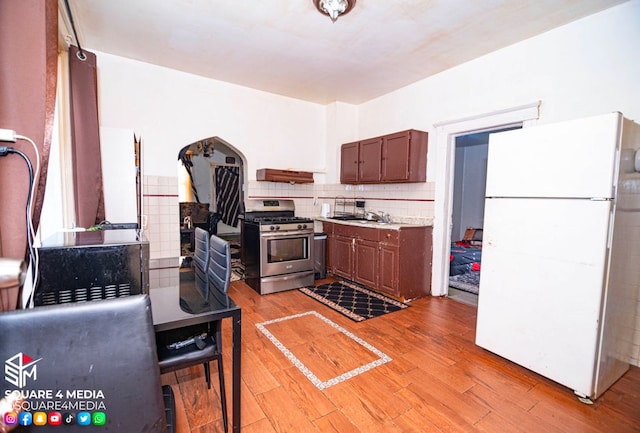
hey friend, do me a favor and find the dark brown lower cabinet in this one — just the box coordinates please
[323,221,432,300]
[354,238,378,288]
[378,241,399,295]
[331,234,353,280]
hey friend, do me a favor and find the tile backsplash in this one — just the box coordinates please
[247,180,436,225]
[143,175,180,259]
[143,175,437,262]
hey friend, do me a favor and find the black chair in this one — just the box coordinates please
[207,233,232,296]
[155,233,231,433]
[192,227,210,297]
[193,227,210,273]
[0,295,175,433]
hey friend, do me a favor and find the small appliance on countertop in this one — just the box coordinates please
[36,229,149,306]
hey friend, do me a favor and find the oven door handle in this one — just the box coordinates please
[260,230,313,238]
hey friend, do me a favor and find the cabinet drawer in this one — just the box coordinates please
[378,229,399,245]
[333,224,377,241]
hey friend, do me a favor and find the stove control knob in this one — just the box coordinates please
[270,225,275,231]
[274,225,280,231]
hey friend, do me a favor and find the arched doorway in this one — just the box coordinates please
[177,136,246,262]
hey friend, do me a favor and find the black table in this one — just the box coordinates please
[150,275,241,433]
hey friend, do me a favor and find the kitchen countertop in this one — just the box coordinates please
[315,216,433,230]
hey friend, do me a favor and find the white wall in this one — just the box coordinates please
[95,53,328,178]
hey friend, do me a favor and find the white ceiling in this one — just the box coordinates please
[66,0,627,105]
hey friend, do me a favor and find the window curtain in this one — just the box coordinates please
[68,45,105,228]
[0,0,58,311]
[215,166,240,227]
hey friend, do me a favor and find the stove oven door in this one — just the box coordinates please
[260,230,314,277]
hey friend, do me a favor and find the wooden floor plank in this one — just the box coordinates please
[269,366,337,420]
[253,386,319,433]
[321,381,407,433]
[312,410,362,433]
[394,387,477,433]
[176,372,225,430]
[237,417,277,433]
[464,383,565,433]
[392,408,448,433]
[454,358,540,411]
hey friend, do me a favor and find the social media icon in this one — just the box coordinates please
[49,411,62,426]
[92,411,106,426]
[33,411,48,426]
[19,412,33,426]
[77,411,91,426]
[3,412,17,426]
[63,412,76,425]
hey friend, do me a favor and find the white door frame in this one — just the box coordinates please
[430,101,541,297]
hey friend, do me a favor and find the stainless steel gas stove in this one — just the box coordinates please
[241,199,314,294]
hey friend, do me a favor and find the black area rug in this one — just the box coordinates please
[299,280,408,322]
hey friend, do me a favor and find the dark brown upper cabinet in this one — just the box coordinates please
[340,137,382,184]
[340,129,427,184]
[340,141,359,184]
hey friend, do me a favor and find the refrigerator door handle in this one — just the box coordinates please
[607,210,615,250]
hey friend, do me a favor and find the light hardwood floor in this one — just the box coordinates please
[161,278,640,433]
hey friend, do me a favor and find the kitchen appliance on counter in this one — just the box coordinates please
[476,112,640,400]
[36,229,149,306]
[241,199,314,294]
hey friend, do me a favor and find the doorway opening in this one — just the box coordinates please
[177,136,246,266]
[430,101,540,298]
[447,127,519,306]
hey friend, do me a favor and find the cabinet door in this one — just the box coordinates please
[354,239,378,288]
[382,130,427,182]
[332,235,353,279]
[340,142,359,184]
[358,137,382,183]
[379,243,399,296]
[382,131,411,181]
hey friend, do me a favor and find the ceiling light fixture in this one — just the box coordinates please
[313,0,356,23]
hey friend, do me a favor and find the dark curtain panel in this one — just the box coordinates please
[215,166,240,227]
[0,0,57,311]
[69,45,105,228]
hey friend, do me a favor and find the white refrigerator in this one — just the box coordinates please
[475,112,640,400]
